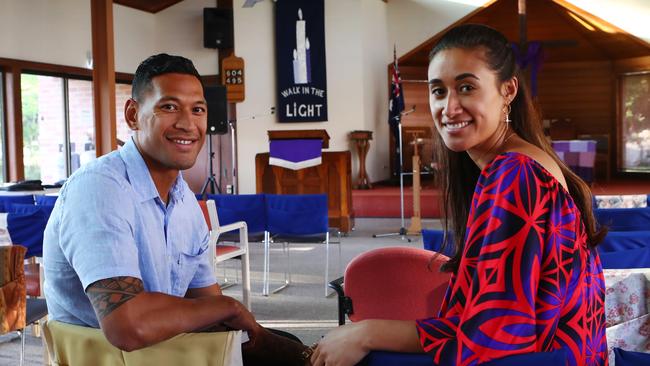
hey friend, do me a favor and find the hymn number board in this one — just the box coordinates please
[221,55,245,103]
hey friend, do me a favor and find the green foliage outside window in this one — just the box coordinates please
[21,74,42,180]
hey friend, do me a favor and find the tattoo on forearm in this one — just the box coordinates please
[86,276,144,320]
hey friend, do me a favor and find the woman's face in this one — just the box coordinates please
[428,47,509,154]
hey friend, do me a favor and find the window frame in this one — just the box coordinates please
[617,70,650,175]
[0,67,6,181]
[0,56,133,181]
[21,72,92,182]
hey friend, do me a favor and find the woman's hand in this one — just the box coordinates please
[311,322,370,366]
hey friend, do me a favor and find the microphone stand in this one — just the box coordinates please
[200,134,222,196]
[372,106,416,242]
[224,107,276,195]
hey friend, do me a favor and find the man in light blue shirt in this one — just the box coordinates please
[43,54,263,352]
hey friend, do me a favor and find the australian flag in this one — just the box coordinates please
[389,46,404,177]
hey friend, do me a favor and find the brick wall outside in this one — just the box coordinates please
[24,77,131,184]
[115,83,133,144]
[30,75,65,183]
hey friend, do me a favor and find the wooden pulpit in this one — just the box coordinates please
[255,129,354,232]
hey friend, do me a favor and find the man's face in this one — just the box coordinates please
[127,73,207,173]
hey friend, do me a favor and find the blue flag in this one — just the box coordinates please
[388,46,405,139]
[389,46,405,176]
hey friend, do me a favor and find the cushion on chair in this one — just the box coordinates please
[345,247,451,322]
[359,351,433,365]
[614,347,650,365]
[43,320,244,366]
[0,245,27,333]
[26,297,48,325]
[359,349,567,366]
[216,245,243,256]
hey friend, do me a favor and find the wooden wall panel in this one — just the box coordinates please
[537,61,614,136]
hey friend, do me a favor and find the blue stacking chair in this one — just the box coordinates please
[265,194,334,296]
[599,246,650,269]
[3,209,49,258]
[595,207,650,231]
[200,194,265,291]
[0,195,35,212]
[614,347,650,365]
[204,194,267,242]
[421,229,455,256]
[599,231,650,252]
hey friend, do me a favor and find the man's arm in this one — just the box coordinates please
[86,276,258,351]
[185,283,223,298]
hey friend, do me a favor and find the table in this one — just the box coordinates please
[0,188,59,196]
[604,268,650,365]
[349,130,372,189]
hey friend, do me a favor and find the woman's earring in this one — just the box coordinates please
[504,104,512,125]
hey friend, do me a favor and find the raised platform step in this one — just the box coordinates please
[352,186,441,218]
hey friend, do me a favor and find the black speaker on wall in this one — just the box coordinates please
[203,8,233,49]
[205,86,229,135]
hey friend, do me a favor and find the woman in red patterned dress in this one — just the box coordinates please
[311,24,607,366]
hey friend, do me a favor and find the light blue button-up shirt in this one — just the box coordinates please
[43,139,216,328]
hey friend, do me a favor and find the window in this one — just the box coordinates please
[621,72,650,172]
[68,79,96,173]
[0,69,5,182]
[115,82,133,144]
[21,73,96,184]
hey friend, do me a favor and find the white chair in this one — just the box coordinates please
[199,200,251,310]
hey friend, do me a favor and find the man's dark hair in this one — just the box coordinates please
[131,53,203,102]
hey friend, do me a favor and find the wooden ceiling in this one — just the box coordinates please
[113,0,184,13]
[400,0,650,67]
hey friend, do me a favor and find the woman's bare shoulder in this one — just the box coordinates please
[508,144,568,191]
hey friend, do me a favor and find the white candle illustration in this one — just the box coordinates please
[292,8,310,84]
[305,37,311,82]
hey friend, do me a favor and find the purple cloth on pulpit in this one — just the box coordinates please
[269,139,322,170]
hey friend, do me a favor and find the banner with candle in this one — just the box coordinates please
[275,0,328,122]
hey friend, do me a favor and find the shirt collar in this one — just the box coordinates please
[119,138,186,204]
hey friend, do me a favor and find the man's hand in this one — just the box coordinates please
[311,322,369,366]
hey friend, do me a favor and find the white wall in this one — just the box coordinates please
[113,4,157,73]
[0,0,217,74]
[232,0,482,193]
[0,0,92,68]
[386,0,479,58]
[234,0,371,194]
[360,0,391,181]
[152,0,219,75]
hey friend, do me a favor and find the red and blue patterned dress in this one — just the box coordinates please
[416,152,607,366]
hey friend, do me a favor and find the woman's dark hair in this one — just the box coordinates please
[131,53,203,102]
[428,24,605,273]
